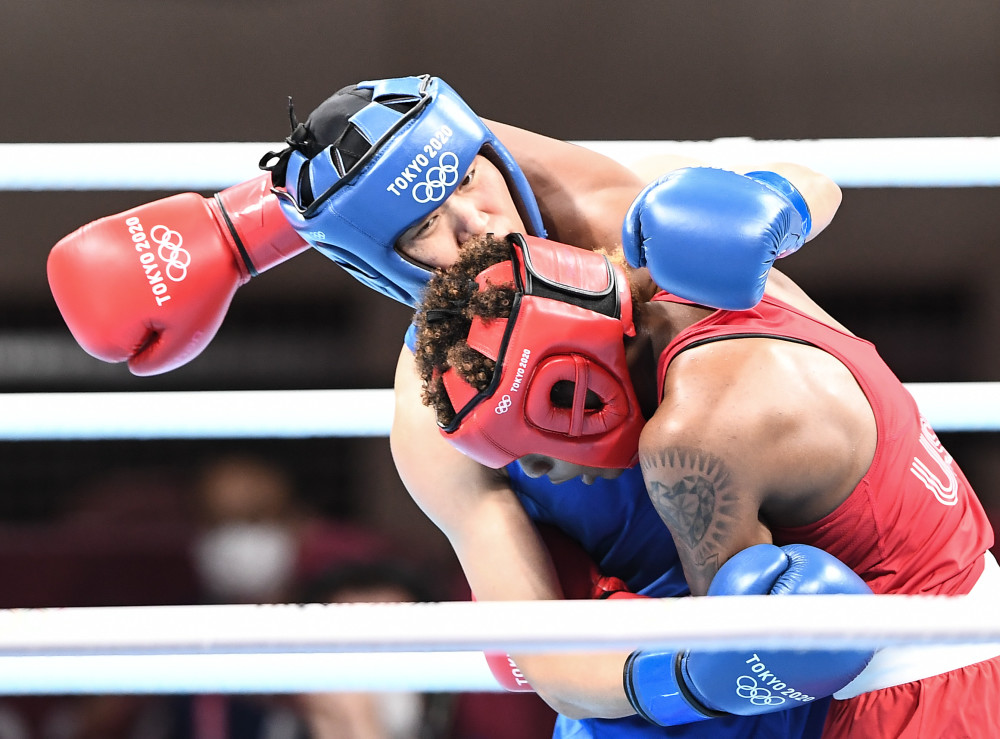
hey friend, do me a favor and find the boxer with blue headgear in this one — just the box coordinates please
[49,71,832,376]
[263,75,547,306]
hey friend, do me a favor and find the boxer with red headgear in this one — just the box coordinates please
[414,232,1000,736]
[427,233,643,471]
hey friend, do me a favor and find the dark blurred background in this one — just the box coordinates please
[1,0,998,596]
[0,1,998,734]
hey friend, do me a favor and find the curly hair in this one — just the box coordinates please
[414,234,518,426]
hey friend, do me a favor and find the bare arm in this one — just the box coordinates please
[484,119,659,300]
[638,338,870,594]
[638,417,772,595]
[484,119,646,250]
[489,121,842,249]
[390,346,634,719]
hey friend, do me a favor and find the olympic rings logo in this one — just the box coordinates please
[735,676,785,707]
[150,225,191,282]
[411,152,460,204]
[495,395,513,414]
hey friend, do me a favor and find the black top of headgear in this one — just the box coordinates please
[260,83,421,205]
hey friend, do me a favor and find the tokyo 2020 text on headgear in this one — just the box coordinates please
[430,233,644,470]
[262,75,547,306]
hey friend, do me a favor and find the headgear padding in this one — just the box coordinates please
[437,234,643,470]
[263,75,546,306]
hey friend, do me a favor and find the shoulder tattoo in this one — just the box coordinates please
[640,447,740,586]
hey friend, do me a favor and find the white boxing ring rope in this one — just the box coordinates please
[1,137,999,191]
[1,597,999,695]
[2,136,1000,696]
[1,383,999,440]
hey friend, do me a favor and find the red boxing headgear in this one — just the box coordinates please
[439,234,643,470]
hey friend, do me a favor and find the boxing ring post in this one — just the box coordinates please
[1,136,999,695]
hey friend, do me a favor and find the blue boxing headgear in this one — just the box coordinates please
[261,75,547,306]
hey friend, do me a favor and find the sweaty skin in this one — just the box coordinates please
[513,267,871,603]
[637,272,873,595]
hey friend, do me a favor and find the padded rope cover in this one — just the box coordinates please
[440,234,643,470]
[267,75,546,306]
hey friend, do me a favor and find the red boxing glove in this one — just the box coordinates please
[47,174,309,376]
[483,652,535,692]
[536,525,642,601]
[592,573,641,600]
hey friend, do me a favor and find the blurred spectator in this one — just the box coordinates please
[191,454,396,605]
[293,559,452,739]
[0,469,200,739]
[0,454,552,737]
[176,455,464,738]
[192,453,301,604]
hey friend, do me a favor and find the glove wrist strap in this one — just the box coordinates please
[623,650,723,727]
[743,170,813,239]
[213,192,258,278]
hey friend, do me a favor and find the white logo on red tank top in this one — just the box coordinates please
[909,418,958,506]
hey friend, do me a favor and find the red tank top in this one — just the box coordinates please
[653,292,993,596]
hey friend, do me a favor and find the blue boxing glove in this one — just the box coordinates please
[622,167,812,310]
[623,544,873,727]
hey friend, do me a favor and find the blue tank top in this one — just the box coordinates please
[505,464,689,598]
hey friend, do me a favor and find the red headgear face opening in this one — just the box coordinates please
[439,234,643,470]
